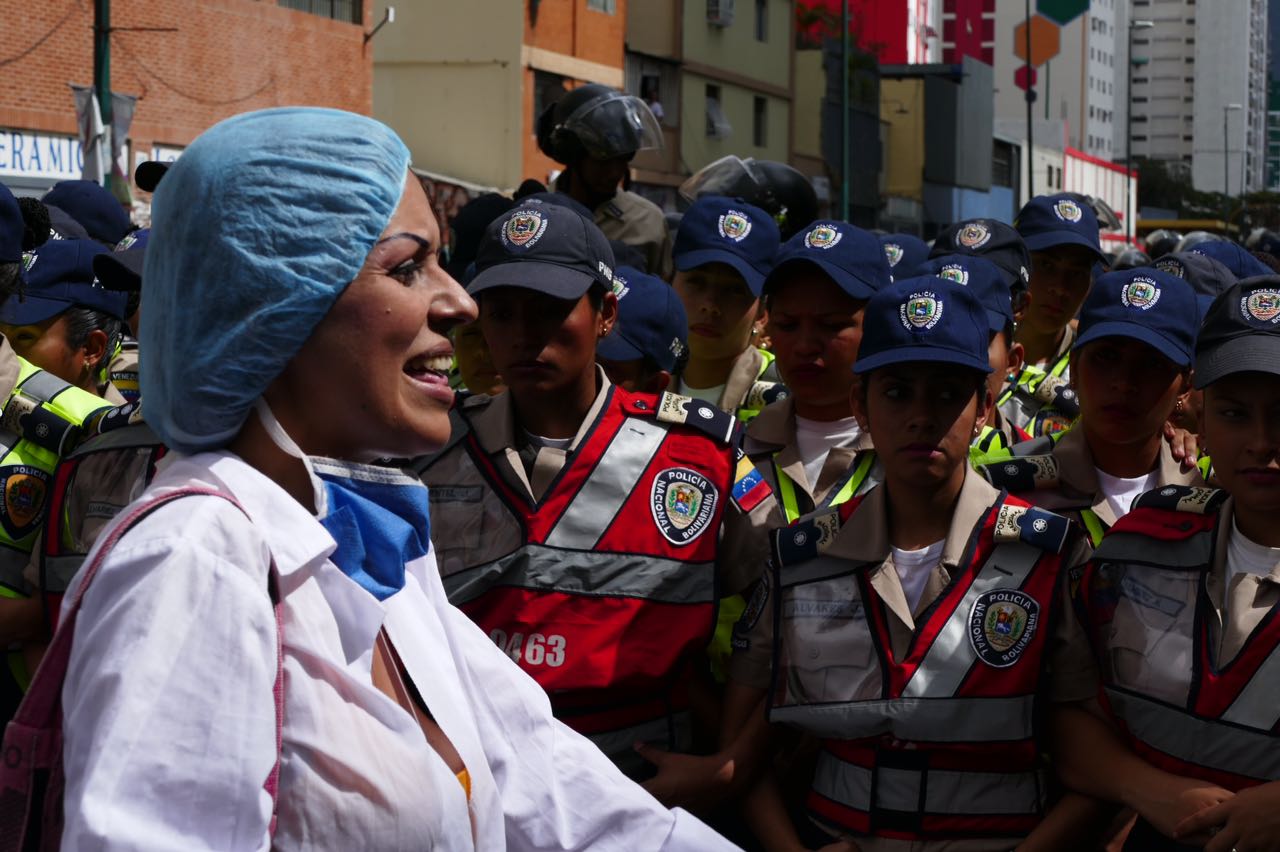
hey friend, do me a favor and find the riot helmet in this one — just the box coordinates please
[536,84,664,165]
[678,155,819,239]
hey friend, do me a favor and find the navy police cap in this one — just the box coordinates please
[469,200,616,300]
[765,221,892,300]
[2,239,128,324]
[930,218,1031,291]
[1194,276,1280,388]
[673,195,780,297]
[1190,241,1272,281]
[41,180,131,246]
[596,265,688,373]
[880,233,929,279]
[853,275,993,375]
[1014,193,1105,262]
[1074,268,1198,369]
[919,254,1014,334]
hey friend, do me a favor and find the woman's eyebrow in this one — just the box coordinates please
[376,232,433,250]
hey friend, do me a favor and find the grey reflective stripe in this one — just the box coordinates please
[0,429,19,457]
[1222,644,1280,729]
[18,370,71,403]
[812,751,1045,816]
[71,422,161,456]
[901,541,1041,698]
[42,552,86,594]
[443,544,715,607]
[588,711,693,775]
[1107,688,1280,781]
[0,546,30,592]
[770,695,1034,742]
[1095,531,1214,570]
[545,418,667,549]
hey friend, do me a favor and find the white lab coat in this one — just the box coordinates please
[60,451,737,851]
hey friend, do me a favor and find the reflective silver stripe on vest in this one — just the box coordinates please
[1222,643,1280,730]
[544,418,668,550]
[1107,688,1280,781]
[1095,531,1215,571]
[770,695,1035,742]
[42,552,86,594]
[588,711,693,776]
[812,751,1045,816]
[18,370,70,403]
[902,541,1042,698]
[0,545,30,592]
[443,544,716,607]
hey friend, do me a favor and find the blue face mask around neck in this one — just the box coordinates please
[254,400,431,601]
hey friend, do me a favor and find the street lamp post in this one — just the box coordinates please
[1224,103,1243,226]
[1126,19,1154,246]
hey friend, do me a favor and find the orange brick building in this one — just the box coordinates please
[1,0,373,195]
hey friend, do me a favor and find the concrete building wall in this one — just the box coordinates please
[881,78,926,201]
[1191,0,1267,194]
[374,0,523,190]
[2,0,372,192]
[682,0,791,83]
[680,72,790,169]
[627,0,680,58]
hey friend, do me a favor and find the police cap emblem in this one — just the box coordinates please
[1155,258,1185,278]
[503,209,549,249]
[805,224,842,250]
[1054,199,1083,223]
[958,223,991,249]
[651,467,720,546]
[883,243,904,266]
[1243,289,1280,324]
[939,263,969,286]
[969,588,1041,668]
[900,291,943,331]
[718,210,753,243]
[1121,277,1161,310]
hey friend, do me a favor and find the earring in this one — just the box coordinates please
[1174,398,1185,415]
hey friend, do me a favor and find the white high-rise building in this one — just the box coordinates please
[1129,0,1268,194]
[993,1,1124,162]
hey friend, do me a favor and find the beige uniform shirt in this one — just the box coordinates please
[595,189,673,280]
[694,346,777,419]
[1027,427,1201,531]
[418,371,779,599]
[732,470,1091,852]
[1052,495,1280,705]
[743,396,875,514]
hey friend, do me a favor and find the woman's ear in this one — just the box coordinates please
[849,377,869,431]
[598,290,618,339]
[972,385,995,436]
[80,328,109,372]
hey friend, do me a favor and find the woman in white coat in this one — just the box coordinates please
[56,108,735,850]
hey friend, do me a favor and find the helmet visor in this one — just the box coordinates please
[562,94,664,160]
[678,155,765,205]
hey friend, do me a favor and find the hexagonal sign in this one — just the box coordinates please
[1014,65,1038,92]
[1013,14,1060,67]
[1036,0,1089,26]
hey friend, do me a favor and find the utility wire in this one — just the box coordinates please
[114,36,276,106]
[0,0,86,69]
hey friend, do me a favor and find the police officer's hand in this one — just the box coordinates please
[1130,773,1233,844]
[1163,421,1201,472]
[1175,781,1280,852]
[634,742,735,813]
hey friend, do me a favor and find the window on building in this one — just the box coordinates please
[753,96,767,146]
[533,70,569,133]
[706,84,731,138]
[278,0,361,23]
[587,0,617,11]
[755,0,767,41]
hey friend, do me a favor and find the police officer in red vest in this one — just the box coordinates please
[727,275,1101,851]
[413,200,780,787]
[1053,277,1280,852]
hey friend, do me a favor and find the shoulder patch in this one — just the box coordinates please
[772,507,843,566]
[656,392,734,443]
[993,503,1070,553]
[1032,374,1078,414]
[1133,485,1228,515]
[1010,434,1058,458]
[745,381,789,411]
[980,454,1059,493]
[0,392,81,456]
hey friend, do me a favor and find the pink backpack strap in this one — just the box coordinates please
[0,486,284,852]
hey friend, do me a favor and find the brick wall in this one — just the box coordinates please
[1,0,372,155]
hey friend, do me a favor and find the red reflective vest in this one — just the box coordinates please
[429,387,746,769]
[1077,486,1280,791]
[769,492,1072,841]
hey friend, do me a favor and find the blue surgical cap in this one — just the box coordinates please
[141,107,411,453]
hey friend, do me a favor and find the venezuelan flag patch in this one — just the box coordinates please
[731,451,770,513]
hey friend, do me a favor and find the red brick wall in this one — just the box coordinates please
[1,0,372,155]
